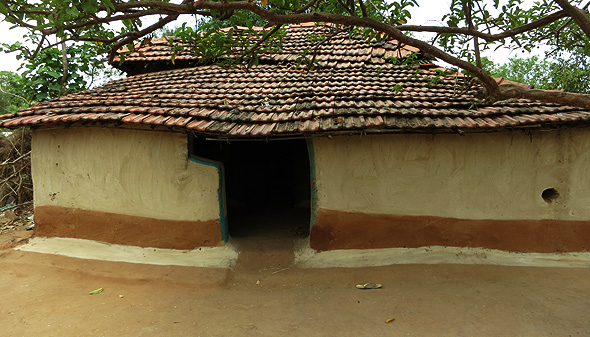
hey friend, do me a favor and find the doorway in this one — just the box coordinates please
[190,136,311,239]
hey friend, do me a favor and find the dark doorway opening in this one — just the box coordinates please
[190,136,311,239]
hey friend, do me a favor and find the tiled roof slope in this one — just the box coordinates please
[112,23,426,75]
[2,24,590,137]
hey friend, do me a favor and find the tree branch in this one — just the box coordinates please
[397,9,568,42]
[108,14,180,62]
[497,84,590,109]
[242,24,283,58]
[295,0,321,14]
[554,0,590,37]
[58,41,68,96]
[6,0,590,108]
[358,0,368,17]
[1,0,36,29]
[335,0,355,16]
[192,0,501,97]
[462,0,481,69]
[103,1,193,13]
[0,84,29,105]
[41,9,172,35]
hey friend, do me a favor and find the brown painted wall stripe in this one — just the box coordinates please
[310,209,590,253]
[34,206,223,250]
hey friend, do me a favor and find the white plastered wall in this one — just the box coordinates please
[313,129,590,221]
[32,128,220,222]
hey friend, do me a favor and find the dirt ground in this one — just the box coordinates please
[1,231,590,337]
[0,205,34,249]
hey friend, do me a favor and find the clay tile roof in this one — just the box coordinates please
[2,23,589,138]
[111,23,427,75]
[495,77,532,89]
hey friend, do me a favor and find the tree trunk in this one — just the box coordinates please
[58,41,68,96]
[488,84,590,109]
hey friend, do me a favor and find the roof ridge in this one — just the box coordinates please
[112,24,429,75]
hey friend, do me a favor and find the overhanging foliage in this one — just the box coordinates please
[2,0,590,107]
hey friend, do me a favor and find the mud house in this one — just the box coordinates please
[4,23,590,253]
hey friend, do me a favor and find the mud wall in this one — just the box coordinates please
[310,129,590,252]
[31,128,223,248]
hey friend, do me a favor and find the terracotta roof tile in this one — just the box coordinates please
[111,24,430,75]
[3,24,590,136]
[122,114,148,124]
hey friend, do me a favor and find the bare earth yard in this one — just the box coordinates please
[1,231,589,337]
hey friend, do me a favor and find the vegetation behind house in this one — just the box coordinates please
[0,128,32,207]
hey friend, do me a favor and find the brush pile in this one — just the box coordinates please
[0,128,34,247]
[0,128,32,208]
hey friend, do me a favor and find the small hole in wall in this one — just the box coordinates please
[542,188,559,203]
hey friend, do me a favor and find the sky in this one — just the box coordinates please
[0,21,27,72]
[0,0,541,73]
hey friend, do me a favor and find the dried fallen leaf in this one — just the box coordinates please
[385,318,395,324]
[355,283,382,290]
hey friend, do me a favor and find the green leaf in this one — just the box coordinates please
[48,83,61,91]
[80,2,99,13]
[391,84,404,93]
[46,71,62,79]
[89,288,104,295]
[100,0,115,13]
[66,6,79,18]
